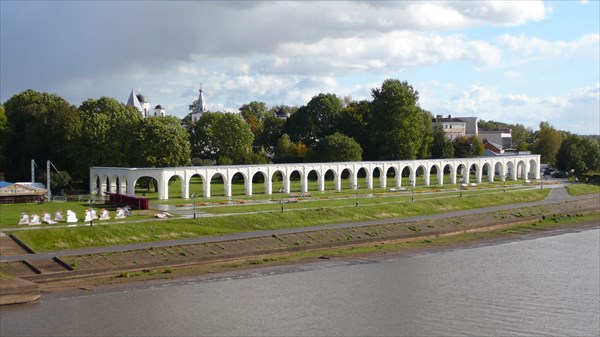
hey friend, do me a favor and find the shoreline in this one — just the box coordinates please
[1,195,598,305]
[38,221,600,301]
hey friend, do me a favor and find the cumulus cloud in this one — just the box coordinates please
[498,33,600,59]
[3,0,597,136]
[429,83,600,134]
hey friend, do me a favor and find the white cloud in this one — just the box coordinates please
[428,83,600,134]
[498,33,600,59]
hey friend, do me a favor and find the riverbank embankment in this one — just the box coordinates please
[1,195,598,305]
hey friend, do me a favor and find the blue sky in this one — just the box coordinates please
[1,1,598,134]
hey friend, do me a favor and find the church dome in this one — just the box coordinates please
[136,94,148,103]
[155,105,163,109]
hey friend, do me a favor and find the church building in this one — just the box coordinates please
[189,87,208,123]
[126,89,166,117]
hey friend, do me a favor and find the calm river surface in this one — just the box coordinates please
[2,227,599,336]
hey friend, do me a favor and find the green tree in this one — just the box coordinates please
[134,117,191,167]
[430,124,455,159]
[284,93,343,145]
[255,115,285,151]
[511,124,532,151]
[76,97,142,179]
[314,133,362,162]
[338,100,371,155]
[555,134,600,176]
[190,112,254,164]
[274,134,307,163]
[3,90,81,181]
[367,79,428,160]
[0,105,8,177]
[417,108,434,158]
[239,101,269,134]
[531,122,563,165]
[453,135,484,158]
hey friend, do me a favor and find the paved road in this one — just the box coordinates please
[2,185,597,263]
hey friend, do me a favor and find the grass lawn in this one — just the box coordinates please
[566,183,600,196]
[149,176,528,204]
[7,189,550,252]
[0,201,157,229]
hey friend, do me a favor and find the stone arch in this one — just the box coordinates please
[400,166,412,187]
[340,168,353,190]
[230,172,246,196]
[456,164,468,184]
[288,170,302,192]
[386,166,399,188]
[271,170,286,193]
[429,164,442,185]
[357,167,368,189]
[415,165,427,186]
[323,168,336,191]
[109,174,120,193]
[132,176,159,197]
[529,158,539,179]
[469,163,480,183]
[251,171,268,195]
[494,162,504,180]
[516,160,527,180]
[442,163,454,185]
[208,172,227,197]
[481,162,493,182]
[371,166,384,188]
[506,161,516,180]
[188,173,205,197]
[166,173,185,198]
[306,169,320,192]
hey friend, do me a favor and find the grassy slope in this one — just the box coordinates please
[10,189,549,252]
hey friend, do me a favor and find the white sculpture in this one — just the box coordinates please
[84,209,93,223]
[54,211,65,221]
[30,214,41,225]
[91,209,98,220]
[99,209,110,220]
[115,208,126,219]
[42,212,57,224]
[66,210,78,223]
[18,213,30,225]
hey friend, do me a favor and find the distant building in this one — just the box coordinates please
[479,129,512,150]
[432,115,467,140]
[274,106,291,120]
[460,117,479,137]
[126,89,166,117]
[190,87,208,123]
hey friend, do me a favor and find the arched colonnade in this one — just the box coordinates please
[90,155,540,200]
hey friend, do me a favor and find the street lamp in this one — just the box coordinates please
[279,187,284,212]
[191,193,198,219]
[354,184,359,207]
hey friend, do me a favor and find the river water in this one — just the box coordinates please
[2,227,599,336]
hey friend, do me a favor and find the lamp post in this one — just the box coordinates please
[354,184,359,207]
[503,175,506,193]
[410,180,415,202]
[191,194,198,219]
[279,187,284,212]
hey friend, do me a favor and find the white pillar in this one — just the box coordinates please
[157,177,168,200]
[245,178,253,196]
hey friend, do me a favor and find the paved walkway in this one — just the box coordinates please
[2,185,597,263]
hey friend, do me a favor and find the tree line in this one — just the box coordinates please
[1,79,598,187]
